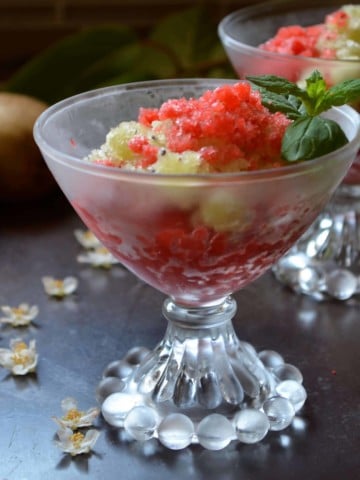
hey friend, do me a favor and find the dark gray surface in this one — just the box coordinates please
[1,194,359,480]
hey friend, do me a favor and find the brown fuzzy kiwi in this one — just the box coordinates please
[0,92,58,203]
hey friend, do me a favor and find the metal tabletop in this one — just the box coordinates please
[1,194,359,480]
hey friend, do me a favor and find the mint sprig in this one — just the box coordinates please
[247,70,360,162]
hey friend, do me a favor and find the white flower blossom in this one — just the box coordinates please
[52,397,100,430]
[42,276,78,298]
[0,338,38,375]
[77,246,119,268]
[0,303,39,327]
[55,427,100,456]
[74,229,102,249]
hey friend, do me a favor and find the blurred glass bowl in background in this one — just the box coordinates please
[219,0,360,302]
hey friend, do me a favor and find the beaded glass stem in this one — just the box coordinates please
[98,296,306,449]
[273,182,360,302]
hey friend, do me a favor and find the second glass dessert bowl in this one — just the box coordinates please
[219,0,360,302]
[34,79,360,450]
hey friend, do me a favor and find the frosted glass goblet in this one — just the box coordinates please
[34,79,360,449]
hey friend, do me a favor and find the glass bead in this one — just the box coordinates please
[325,269,357,300]
[273,363,303,384]
[96,376,124,404]
[263,396,295,431]
[278,252,309,270]
[276,380,307,412]
[258,350,284,369]
[234,409,270,444]
[157,414,194,450]
[124,406,158,442]
[298,266,323,294]
[103,359,134,379]
[273,252,309,285]
[197,414,235,450]
[124,346,151,365]
[101,392,142,427]
[241,341,257,357]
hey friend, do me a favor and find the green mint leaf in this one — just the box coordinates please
[247,71,358,163]
[305,70,327,97]
[249,86,302,119]
[320,78,360,111]
[282,116,348,162]
[305,70,327,114]
[246,74,306,99]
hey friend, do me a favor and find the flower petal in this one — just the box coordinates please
[0,304,39,326]
[77,247,119,268]
[42,276,78,297]
[74,229,102,249]
[61,397,78,411]
[54,427,100,455]
[0,339,38,375]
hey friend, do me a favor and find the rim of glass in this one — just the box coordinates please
[218,0,360,65]
[34,78,360,184]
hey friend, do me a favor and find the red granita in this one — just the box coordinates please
[260,25,324,57]
[134,82,290,171]
[77,82,322,305]
[325,8,350,30]
[259,7,354,60]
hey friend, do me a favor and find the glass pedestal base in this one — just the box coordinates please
[96,297,306,450]
[273,185,360,303]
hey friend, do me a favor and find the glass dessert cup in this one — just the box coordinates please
[219,0,360,302]
[34,79,360,450]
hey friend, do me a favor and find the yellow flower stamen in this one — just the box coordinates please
[64,408,82,422]
[12,307,26,316]
[12,354,31,366]
[13,342,28,352]
[71,431,84,449]
[96,247,109,254]
[11,342,32,366]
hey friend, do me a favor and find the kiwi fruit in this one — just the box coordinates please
[0,92,58,203]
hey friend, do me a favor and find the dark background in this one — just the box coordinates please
[0,0,261,82]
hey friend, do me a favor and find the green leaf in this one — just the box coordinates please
[4,6,233,102]
[305,70,327,114]
[305,70,327,99]
[282,116,348,162]
[69,43,177,92]
[321,78,360,111]
[249,85,302,119]
[150,6,223,71]
[5,25,137,103]
[246,74,306,99]
[247,71,358,162]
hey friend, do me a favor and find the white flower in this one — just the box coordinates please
[74,229,102,249]
[0,338,38,375]
[42,276,78,298]
[0,303,39,327]
[55,427,100,456]
[77,246,119,268]
[52,397,100,430]
[74,228,119,268]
